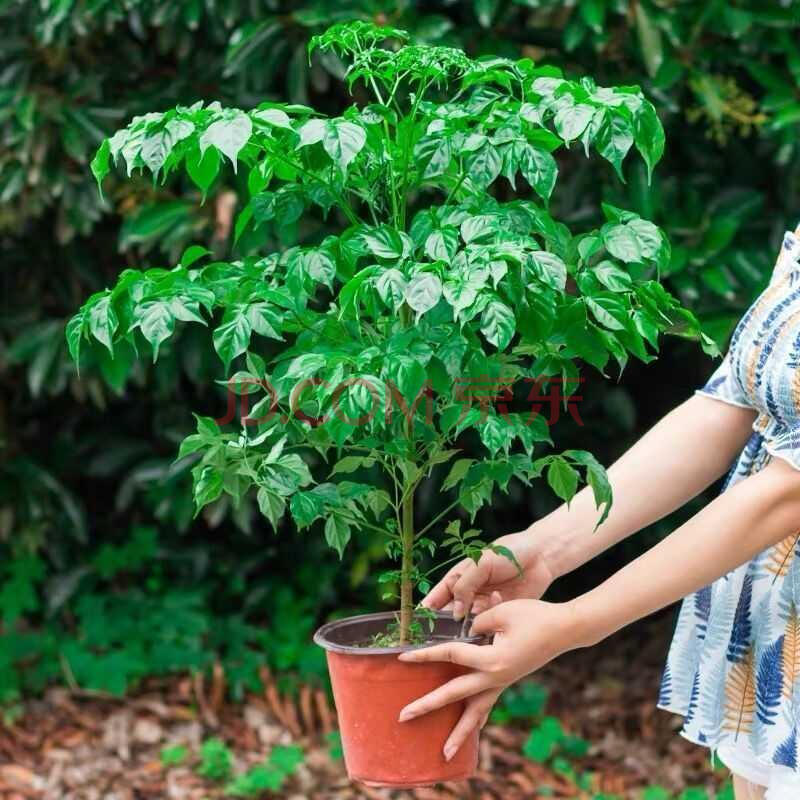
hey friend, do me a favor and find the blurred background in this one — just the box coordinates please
[1,2,799,794]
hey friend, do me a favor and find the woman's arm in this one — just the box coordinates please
[400,456,800,759]
[570,454,800,646]
[425,394,756,615]
[536,393,756,579]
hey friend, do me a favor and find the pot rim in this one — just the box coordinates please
[313,610,484,655]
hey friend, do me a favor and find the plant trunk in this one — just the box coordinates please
[398,487,415,645]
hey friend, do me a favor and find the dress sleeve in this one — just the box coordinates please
[773,226,800,280]
[695,352,752,409]
[766,428,800,471]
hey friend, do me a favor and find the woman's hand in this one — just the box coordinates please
[422,530,555,620]
[398,598,584,760]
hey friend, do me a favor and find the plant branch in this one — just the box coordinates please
[264,144,362,226]
[416,478,491,539]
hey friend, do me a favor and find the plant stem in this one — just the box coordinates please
[263,144,361,226]
[399,484,415,645]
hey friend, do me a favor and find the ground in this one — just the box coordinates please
[0,615,730,800]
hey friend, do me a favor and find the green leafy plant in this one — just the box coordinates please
[490,680,549,723]
[326,730,344,761]
[197,737,234,781]
[161,744,189,767]
[523,715,590,763]
[224,744,304,797]
[69,21,709,645]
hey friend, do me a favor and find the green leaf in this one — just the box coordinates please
[633,102,664,182]
[460,215,498,244]
[529,251,567,291]
[579,0,606,32]
[405,273,442,316]
[88,295,118,354]
[567,451,613,526]
[269,743,305,774]
[375,269,407,309]
[520,145,557,201]
[91,139,110,193]
[161,745,188,767]
[586,296,626,331]
[323,120,366,172]
[415,133,452,179]
[252,107,293,129]
[473,0,499,28]
[443,458,474,491]
[596,114,634,180]
[389,356,427,403]
[194,465,224,510]
[465,143,502,190]
[132,301,175,361]
[325,515,351,558]
[199,111,253,172]
[330,455,373,475]
[425,227,459,261]
[547,458,578,503]
[554,104,594,143]
[603,224,641,263]
[285,353,327,382]
[339,265,379,314]
[634,2,663,78]
[297,118,326,147]
[627,218,664,260]
[186,146,221,194]
[299,248,336,288]
[523,727,555,763]
[65,313,85,364]
[290,490,325,528]
[489,544,523,576]
[594,260,632,292]
[642,788,671,800]
[213,313,252,368]
[363,226,407,260]
[180,245,212,269]
[480,415,513,455]
[481,300,515,350]
[256,487,285,530]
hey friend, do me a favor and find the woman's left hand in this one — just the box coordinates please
[397,598,585,761]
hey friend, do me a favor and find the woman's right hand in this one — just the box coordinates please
[421,529,556,619]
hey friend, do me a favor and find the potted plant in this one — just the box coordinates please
[70,21,711,787]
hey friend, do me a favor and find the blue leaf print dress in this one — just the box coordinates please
[659,227,800,792]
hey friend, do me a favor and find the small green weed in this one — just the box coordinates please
[160,744,188,767]
[223,744,304,797]
[197,738,233,781]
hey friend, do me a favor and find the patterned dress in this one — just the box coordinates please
[659,227,800,783]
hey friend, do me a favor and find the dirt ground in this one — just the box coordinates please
[0,614,730,800]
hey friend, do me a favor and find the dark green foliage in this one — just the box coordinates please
[3,0,799,690]
[0,524,330,700]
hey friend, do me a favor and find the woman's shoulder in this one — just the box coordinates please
[773,224,800,280]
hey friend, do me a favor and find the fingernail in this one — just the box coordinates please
[398,709,415,722]
[443,744,456,761]
[452,601,464,620]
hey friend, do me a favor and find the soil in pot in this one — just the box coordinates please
[314,610,485,788]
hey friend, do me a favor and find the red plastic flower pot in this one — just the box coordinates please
[314,611,484,788]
